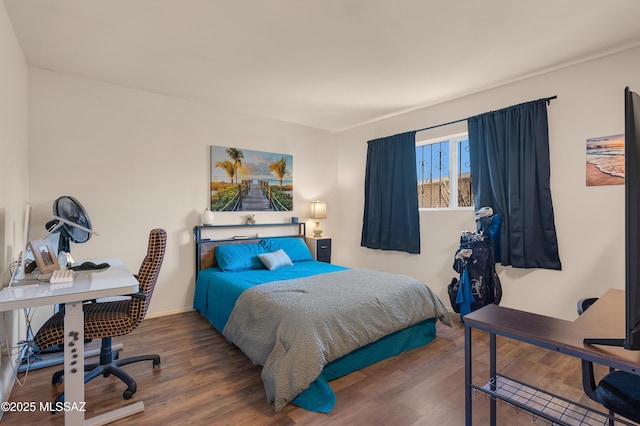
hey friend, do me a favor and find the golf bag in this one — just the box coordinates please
[447,207,502,318]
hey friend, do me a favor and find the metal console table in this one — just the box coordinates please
[464,289,640,425]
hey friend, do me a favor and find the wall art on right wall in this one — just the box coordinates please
[586,134,625,186]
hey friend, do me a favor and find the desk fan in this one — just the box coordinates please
[46,196,99,253]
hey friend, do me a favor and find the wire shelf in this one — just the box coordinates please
[474,374,637,426]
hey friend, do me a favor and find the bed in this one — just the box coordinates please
[193,224,451,413]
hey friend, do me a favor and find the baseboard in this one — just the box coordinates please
[145,307,194,319]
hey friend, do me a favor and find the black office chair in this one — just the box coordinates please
[578,297,640,424]
[34,228,166,404]
[577,297,599,315]
[582,361,640,424]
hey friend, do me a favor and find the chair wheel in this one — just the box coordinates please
[51,394,64,413]
[123,389,134,400]
[52,373,63,386]
[153,359,160,368]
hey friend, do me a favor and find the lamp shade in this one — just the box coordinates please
[309,200,327,219]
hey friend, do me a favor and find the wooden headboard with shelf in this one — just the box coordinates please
[193,222,306,272]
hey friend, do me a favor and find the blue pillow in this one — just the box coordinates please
[215,243,266,272]
[258,249,294,270]
[260,237,313,262]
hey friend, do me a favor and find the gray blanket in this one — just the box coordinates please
[222,268,451,411]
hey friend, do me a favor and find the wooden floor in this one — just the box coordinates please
[2,310,619,425]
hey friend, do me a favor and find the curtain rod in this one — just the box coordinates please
[414,95,557,134]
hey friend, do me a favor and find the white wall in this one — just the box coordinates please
[335,46,640,321]
[0,1,29,406]
[27,68,339,318]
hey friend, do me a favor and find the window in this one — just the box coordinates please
[416,132,473,209]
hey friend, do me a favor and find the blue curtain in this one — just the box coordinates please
[361,131,421,254]
[468,100,561,270]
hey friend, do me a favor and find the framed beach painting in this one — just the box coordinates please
[586,134,624,186]
[209,146,293,212]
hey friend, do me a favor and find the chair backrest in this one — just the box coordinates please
[130,228,167,325]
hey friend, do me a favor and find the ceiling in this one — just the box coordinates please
[4,0,640,132]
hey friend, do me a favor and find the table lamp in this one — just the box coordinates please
[309,200,327,238]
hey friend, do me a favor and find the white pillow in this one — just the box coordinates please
[258,249,293,270]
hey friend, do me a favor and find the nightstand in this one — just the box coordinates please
[306,237,331,263]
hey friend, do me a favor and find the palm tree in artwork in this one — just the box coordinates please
[269,156,287,188]
[215,160,236,184]
[226,148,244,184]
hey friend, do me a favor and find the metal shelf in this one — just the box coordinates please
[473,374,636,426]
[195,222,304,230]
[194,222,305,242]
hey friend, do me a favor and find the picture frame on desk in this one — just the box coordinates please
[28,239,60,273]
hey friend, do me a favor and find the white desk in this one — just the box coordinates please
[1,260,141,425]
